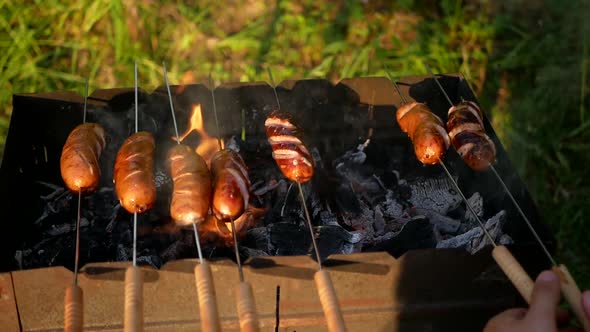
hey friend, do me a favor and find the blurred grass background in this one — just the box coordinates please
[0,0,588,286]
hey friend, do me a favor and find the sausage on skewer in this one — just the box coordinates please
[396,102,450,165]
[60,121,106,332]
[168,144,211,225]
[446,100,496,171]
[114,132,157,214]
[210,149,250,221]
[60,123,106,192]
[264,112,314,183]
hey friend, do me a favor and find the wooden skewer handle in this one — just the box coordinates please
[492,245,534,304]
[194,262,221,332]
[124,266,143,332]
[64,285,83,332]
[236,281,259,332]
[314,270,347,332]
[554,265,590,332]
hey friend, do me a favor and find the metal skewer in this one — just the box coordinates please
[64,78,90,332]
[210,75,259,332]
[268,68,347,332]
[164,62,221,332]
[386,67,535,304]
[430,67,590,331]
[124,60,144,332]
[74,78,89,286]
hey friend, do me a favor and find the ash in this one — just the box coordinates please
[241,135,512,262]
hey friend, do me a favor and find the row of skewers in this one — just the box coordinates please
[59,63,344,332]
[57,62,589,332]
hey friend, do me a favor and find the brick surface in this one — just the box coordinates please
[9,253,399,331]
[0,273,20,332]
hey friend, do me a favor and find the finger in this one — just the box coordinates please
[483,309,527,332]
[526,270,561,321]
[583,291,590,319]
[499,308,527,320]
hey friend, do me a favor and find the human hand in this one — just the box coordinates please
[483,270,590,332]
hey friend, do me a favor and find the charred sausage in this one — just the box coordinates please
[264,113,314,183]
[114,132,156,214]
[60,123,106,193]
[210,149,250,220]
[446,100,496,171]
[168,144,211,225]
[396,102,450,165]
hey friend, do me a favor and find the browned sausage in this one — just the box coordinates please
[446,100,496,171]
[396,102,450,165]
[114,132,156,214]
[264,113,314,183]
[168,144,211,225]
[60,123,106,193]
[210,149,250,220]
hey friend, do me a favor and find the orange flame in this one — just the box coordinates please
[176,104,223,164]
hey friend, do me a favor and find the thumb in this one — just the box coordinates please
[526,270,561,322]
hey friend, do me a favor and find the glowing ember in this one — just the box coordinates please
[176,104,224,164]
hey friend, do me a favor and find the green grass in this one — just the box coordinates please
[0,0,588,287]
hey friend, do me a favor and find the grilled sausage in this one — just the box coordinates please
[265,113,314,183]
[168,144,211,225]
[447,101,496,171]
[114,132,156,214]
[210,149,250,220]
[60,123,106,193]
[396,102,450,165]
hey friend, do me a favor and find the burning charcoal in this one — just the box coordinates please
[240,246,269,260]
[334,146,367,168]
[319,210,339,226]
[34,181,73,225]
[499,234,514,246]
[408,176,462,215]
[243,227,269,252]
[414,208,461,234]
[310,191,324,220]
[161,238,192,263]
[252,178,280,196]
[468,211,507,253]
[334,183,362,215]
[366,216,436,257]
[105,203,122,233]
[14,250,24,269]
[88,188,118,223]
[316,224,362,261]
[372,231,396,244]
[373,206,386,235]
[45,218,89,236]
[333,151,383,203]
[464,192,484,225]
[381,191,406,220]
[340,201,374,232]
[311,147,323,168]
[137,255,162,269]
[116,243,129,261]
[436,210,508,254]
[267,222,310,256]
[381,169,401,189]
